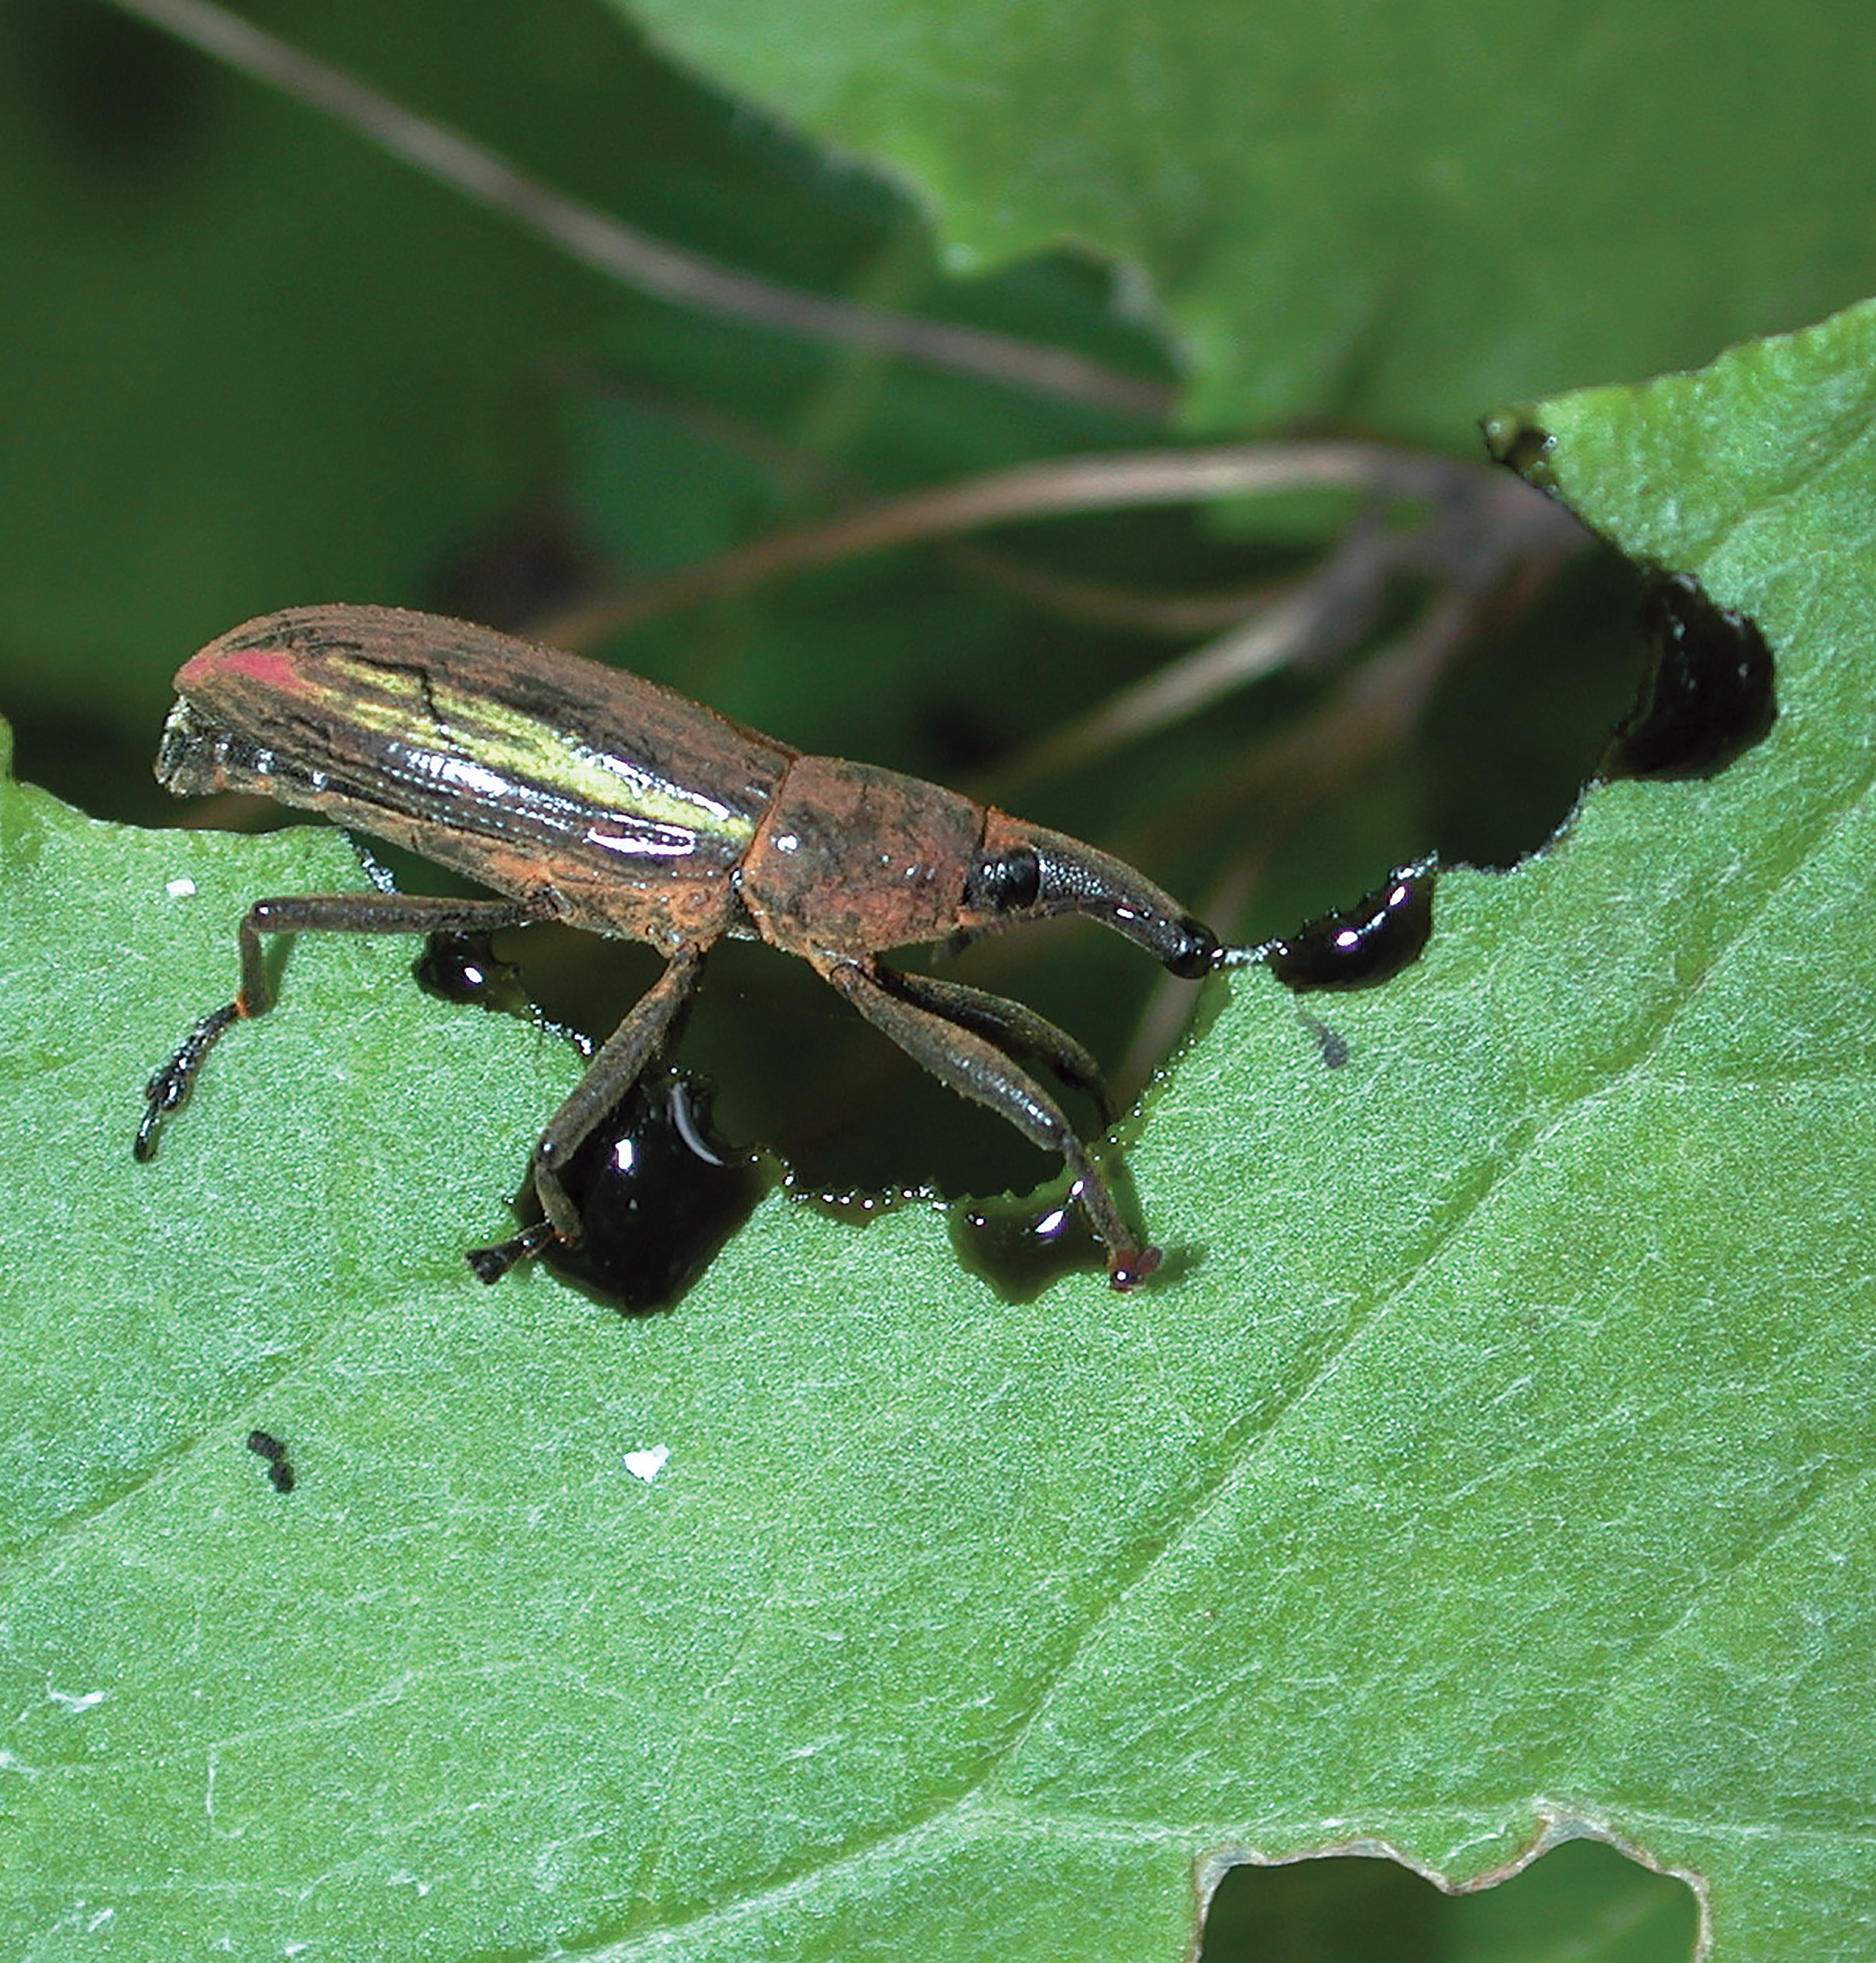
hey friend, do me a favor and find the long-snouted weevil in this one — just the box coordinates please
[135,606,1222,1288]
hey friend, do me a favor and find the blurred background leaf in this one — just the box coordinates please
[620,0,1876,440]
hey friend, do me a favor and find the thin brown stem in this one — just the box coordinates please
[973,516,1396,800]
[534,440,1466,649]
[944,539,1284,638]
[1111,589,1481,1101]
[983,462,1584,800]
[103,0,1172,420]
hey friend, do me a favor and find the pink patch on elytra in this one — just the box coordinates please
[175,643,304,694]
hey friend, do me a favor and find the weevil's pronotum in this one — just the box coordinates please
[135,606,1223,1288]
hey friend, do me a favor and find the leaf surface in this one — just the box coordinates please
[5,300,1876,1957]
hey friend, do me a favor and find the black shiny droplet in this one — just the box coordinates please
[412,932,532,1017]
[1603,569,1777,781]
[949,1188,1107,1303]
[1481,415,1559,493]
[506,1070,768,1314]
[1267,861,1436,993]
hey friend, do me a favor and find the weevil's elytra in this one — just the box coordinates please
[137,605,1225,1289]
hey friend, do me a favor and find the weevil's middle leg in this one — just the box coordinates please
[874,966,1116,1124]
[528,942,710,1244]
[135,892,553,1161]
[819,955,1159,1289]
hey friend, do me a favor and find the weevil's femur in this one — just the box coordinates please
[966,813,1218,977]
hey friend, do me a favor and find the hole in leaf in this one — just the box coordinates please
[476,1065,771,1314]
[1198,1837,1698,1963]
[1602,567,1778,782]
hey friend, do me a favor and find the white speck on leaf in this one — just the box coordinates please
[624,1445,670,1484]
[47,1686,107,1713]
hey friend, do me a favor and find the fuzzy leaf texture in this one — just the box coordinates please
[4,298,1876,1957]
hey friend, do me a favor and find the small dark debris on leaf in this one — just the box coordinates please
[247,1429,296,1492]
[1300,1014,1351,1067]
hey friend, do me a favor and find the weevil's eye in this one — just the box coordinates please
[967,845,1042,913]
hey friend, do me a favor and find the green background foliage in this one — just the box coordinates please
[624,0,1876,440]
[4,0,1874,1957]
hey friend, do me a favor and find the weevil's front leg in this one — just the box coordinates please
[528,943,710,1245]
[135,892,552,1160]
[819,955,1159,1290]
[875,966,1116,1124]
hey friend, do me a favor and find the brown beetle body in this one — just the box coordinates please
[139,605,1220,1288]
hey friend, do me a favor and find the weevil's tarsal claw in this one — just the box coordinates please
[465,1218,561,1284]
[1106,1243,1163,1291]
[134,1003,242,1161]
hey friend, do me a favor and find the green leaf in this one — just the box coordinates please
[615,0,1876,442]
[6,296,1875,1956]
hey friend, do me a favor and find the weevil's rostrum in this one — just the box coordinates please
[140,605,1222,1289]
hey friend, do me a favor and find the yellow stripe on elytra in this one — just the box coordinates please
[326,657,755,844]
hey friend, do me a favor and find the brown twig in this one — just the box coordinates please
[1111,586,1487,1100]
[989,461,1585,801]
[533,440,1468,650]
[943,539,1285,638]
[103,0,1173,421]
[972,513,1397,801]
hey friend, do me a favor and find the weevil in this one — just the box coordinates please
[135,606,1221,1288]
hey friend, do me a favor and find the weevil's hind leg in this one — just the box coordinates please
[135,892,553,1161]
[525,942,711,1246]
[876,966,1116,1124]
[819,955,1159,1290]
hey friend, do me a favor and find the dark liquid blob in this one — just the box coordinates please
[1266,861,1436,992]
[949,1187,1108,1302]
[485,1070,768,1314]
[1603,569,1777,781]
[412,932,533,1017]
